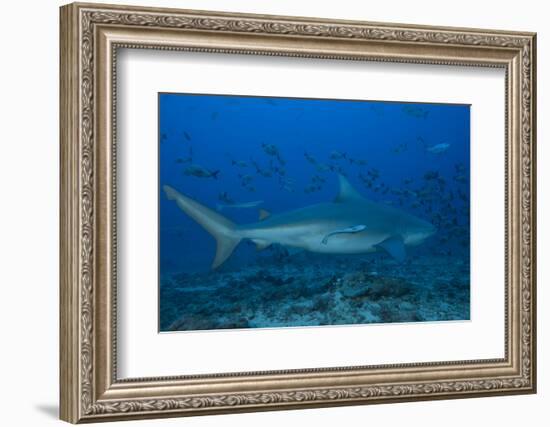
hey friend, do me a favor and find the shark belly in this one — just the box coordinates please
[303,232,388,254]
[238,223,324,249]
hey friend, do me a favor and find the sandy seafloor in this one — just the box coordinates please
[160,250,470,332]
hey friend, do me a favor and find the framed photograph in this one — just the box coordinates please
[60,2,537,423]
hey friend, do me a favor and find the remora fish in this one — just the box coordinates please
[216,200,264,211]
[163,175,436,268]
[321,224,367,245]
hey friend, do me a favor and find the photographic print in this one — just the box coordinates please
[60,5,536,420]
[159,93,470,332]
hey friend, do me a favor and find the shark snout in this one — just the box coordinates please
[420,223,437,241]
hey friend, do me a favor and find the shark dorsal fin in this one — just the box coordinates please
[334,174,364,203]
[259,209,271,221]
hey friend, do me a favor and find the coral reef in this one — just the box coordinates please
[160,251,470,331]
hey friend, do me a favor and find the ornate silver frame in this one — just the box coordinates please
[60,2,536,423]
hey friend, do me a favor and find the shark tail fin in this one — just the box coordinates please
[163,185,241,269]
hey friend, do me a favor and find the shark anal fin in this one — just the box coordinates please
[252,239,271,251]
[375,235,406,262]
[259,209,271,221]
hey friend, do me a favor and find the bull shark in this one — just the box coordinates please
[163,175,436,269]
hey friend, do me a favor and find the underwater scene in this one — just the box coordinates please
[159,93,470,332]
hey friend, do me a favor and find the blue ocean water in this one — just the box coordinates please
[158,93,470,331]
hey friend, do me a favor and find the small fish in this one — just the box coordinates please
[455,162,466,173]
[304,152,317,165]
[218,192,234,205]
[239,174,254,186]
[427,143,451,154]
[391,143,408,154]
[251,160,273,177]
[176,146,193,164]
[262,143,279,157]
[328,164,345,174]
[423,171,440,181]
[184,164,219,179]
[272,165,286,176]
[176,156,193,164]
[367,168,380,179]
[454,175,467,183]
[316,163,331,173]
[211,112,219,121]
[231,159,248,168]
[403,105,429,119]
[262,143,285,164]
[329,150,347,160]
[304,184,322,194]
[217,200,264,211]
[160,132,168,142]
[183,131,192,141]
[417,190,432,201]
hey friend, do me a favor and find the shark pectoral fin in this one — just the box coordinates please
[259,209,271,221]
[252,239,272,251]
[375,235,406,262]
